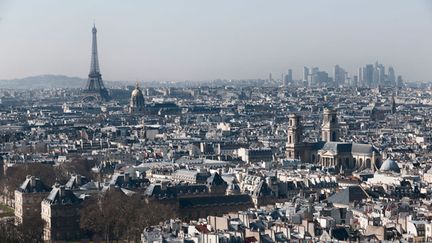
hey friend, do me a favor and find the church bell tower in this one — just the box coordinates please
[321,108,339,142]
[286,114,303,160]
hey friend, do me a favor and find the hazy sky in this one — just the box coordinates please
[1,0,432,82]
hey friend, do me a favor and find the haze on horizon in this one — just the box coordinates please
[0,0,432,82]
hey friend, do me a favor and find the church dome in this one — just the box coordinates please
[379,158,400,173]
[130,82,145,112]
[131,85,144,99]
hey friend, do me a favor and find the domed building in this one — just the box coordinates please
[129,82,145,113]
[379,158,400,173]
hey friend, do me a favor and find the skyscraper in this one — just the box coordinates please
[284,69,293,86]
[82,25,110,101]
[377,64,386,85]
[353,75,358,87]
[364,64,374,88]
[303,67,310,83]
[388,66,396,86]
[287,69,293,82]
[333,65,346,86]
[358,67,364,86]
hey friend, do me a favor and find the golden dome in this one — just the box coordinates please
[131,82,144,98]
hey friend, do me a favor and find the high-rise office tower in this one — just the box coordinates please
[334,65,346,86]
[373,68,379,87]
[388,66,396,86]
[303,67,310,83]
[365,64,374,87]
[82,25,110,101]
[310,67,320,86]
[378,64,386,85]
[287,69,293,82]
[353,75,358,87]
[397,75,404,88]
[284,69,293,86]
[358,67,364,86]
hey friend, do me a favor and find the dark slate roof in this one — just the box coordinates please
[321,142,352,153]
[261,234,275,243]
[17,175,50,193]
[252,180,274,197]
[318,142,379,155]
[109,172,147,189]
[250,220,266,231]
[178,194,252,208]
[351,143,379,154]
[327,186,369,205]
[331,227,350,241]
[311,141,326,150]
[45,184,81,205]
[79,181,101,191]
[207,172,228,186]
[275,232,289,242]
[145,183,209,198]
[379,158,400,173]
[65,174,89,189]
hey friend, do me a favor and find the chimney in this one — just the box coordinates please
[124,172,130,183]
[53,182,61,190]
[59,185,65,198]
[75,174,82,186]
[30,176,36,188]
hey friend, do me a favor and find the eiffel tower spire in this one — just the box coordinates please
[89,24,101,76]
[83,24,109,101]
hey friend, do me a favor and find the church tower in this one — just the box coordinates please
[321,108,339,142]
[286,114,303,160]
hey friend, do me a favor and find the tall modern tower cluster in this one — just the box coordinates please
[295,62,403,88]
[82,25,110,102]
[303,66,331,87]
[357,62,399,88]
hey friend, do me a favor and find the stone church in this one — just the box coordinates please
[286,108,381,173]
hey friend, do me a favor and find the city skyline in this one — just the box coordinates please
[0,0,432,81]
[2,1,432,241]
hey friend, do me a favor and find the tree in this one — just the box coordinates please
[0,163,65,205]
[0,216,43,243]
[16,214,44,243]
[57,157,97,181]
[80,189,177,242]
[0,220,20,243]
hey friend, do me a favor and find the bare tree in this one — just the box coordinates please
[80,190,177,242]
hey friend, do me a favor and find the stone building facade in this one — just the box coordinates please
[286,108,381,173]
[41,183,81,242]
[14,175,50,225]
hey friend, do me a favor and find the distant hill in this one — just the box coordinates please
[0,75,87,89]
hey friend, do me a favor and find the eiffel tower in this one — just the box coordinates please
[82,24,110,101]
